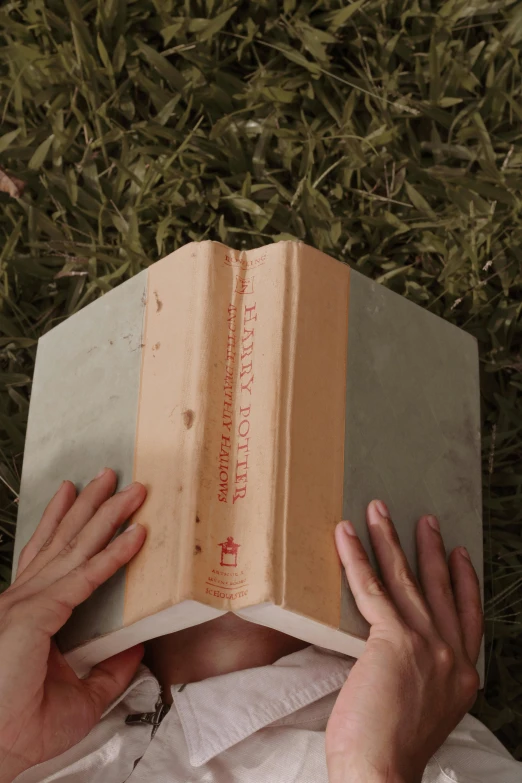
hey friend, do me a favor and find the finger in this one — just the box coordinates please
[15,468,118,585]
[76,483,147,561]
[416,515,464,653]
[448,546,484,665]
[15,481,77,578]
[334,520,404,629]
[28,523,147,637]
[11,483,147,599]
[82,644,145,718]
[365,501,437,639]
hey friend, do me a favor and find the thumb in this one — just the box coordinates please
[82,643,145,718]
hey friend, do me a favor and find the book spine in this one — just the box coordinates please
[190,242,291,609]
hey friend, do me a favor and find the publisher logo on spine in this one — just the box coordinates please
[218,536,240,567]
[205,537,248,601]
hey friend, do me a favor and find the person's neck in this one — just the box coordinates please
[144,613,309,704]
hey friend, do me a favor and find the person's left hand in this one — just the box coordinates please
[325,500,483,783]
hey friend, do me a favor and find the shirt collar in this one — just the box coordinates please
[170,645,354,767]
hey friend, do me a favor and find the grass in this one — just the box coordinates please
[1,0,522,758]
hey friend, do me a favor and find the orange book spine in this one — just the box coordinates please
[125,241,292,622]
[191,242,291,609]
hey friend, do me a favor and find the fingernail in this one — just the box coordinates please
[375,499,389,518]
[425,515,440,532]
[459,546,471,561]
[368,499,389,524]
[124,523,137,534]
[341,520,357,537]
[95,468,109,479]
[119,482,137,493]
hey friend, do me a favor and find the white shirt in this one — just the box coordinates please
[15,646,521,783]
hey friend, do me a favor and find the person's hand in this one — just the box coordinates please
[326,500,483,783]
[0,469,147,783]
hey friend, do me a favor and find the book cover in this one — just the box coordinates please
[13,241,483,681]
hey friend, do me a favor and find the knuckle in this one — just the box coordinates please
[459,664,480,698]
[58,537,80,558]
[39,533,56,553]
[433,641,455,670]
[353,549,370,567]
[396,563,417,591]
[364,573,386,597]
[16,549,29,575]
[438,579,455,605]
[72,561,99,593]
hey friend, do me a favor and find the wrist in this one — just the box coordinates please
[0,769,24,783]
[333,772,411,783]
[0,765,28,783]
[328,757,417,783]
[0,751,30,783]
[340,774,408,783]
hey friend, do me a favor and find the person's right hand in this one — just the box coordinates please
[0,468,147,783]
[326,500,483,783]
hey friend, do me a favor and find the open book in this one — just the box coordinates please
[13,241,484,681]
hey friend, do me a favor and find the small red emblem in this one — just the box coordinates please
[218,536,240,567]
